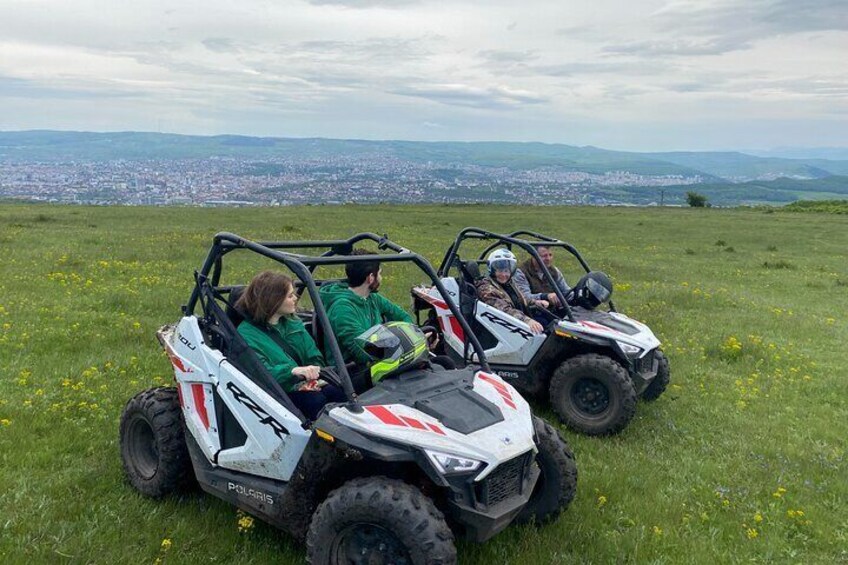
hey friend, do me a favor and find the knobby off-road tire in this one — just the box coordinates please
[119,386,194,498]
[306,476,456,565]
[640,349,670,401]
[514,416,578,525]
[550,353,637,436]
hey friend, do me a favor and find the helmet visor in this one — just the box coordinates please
[586,276,611,303]
[490,259,516,273]
[356,325,402,362]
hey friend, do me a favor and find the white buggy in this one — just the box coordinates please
[119,232,577,564]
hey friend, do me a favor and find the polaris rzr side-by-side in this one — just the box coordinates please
[413,228,670,436]
[119,232,577,564]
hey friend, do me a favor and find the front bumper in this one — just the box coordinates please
[629,349,659,394]
[443,451,540,542]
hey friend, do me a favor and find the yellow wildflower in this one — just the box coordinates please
[238,514,255,533]
[597,495,607,508]
[746,528,758,539]
[160,538,172,551]
[754,512,763,523]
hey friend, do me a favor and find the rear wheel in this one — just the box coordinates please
[514,416,577,525]
[119,387,194,497]
[306,477,456,565]
[550,354,637,436]
[640,349,670,401]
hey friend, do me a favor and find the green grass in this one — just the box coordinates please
[1,204,847,564]
[782,199,848,214]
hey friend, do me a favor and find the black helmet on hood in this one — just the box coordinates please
[567,271,613,309]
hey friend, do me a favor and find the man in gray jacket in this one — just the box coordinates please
[514,245,570,308]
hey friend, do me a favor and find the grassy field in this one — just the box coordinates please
[1,203,846,564]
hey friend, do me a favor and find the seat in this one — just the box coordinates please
[457,260,481,319]
[225,286,247,328]
[461,260,482,286]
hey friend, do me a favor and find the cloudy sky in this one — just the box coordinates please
[1,0,846,151]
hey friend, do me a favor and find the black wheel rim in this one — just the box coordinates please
[571,378,610,415]
[332,523,411,565]
[127,416,159,480]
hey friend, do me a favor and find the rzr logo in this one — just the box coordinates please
[480,312,534,339]
[226,382,290,440]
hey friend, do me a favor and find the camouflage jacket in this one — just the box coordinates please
[474,277,533,323]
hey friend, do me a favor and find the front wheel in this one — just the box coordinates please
[549,354,637,436]
[119,387,194,497]
[306,477,456,565]
[640,349,670,401]
[514,416,578,525]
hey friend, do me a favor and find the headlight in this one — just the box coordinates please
[425,450,483,475]
[617,341,642,357]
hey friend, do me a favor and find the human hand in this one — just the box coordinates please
[293,365,321,381]
[424,330,440,350]
[536,299,550,309]
[528,320,544,334]
[546,293,560,307]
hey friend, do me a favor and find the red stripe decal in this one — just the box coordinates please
[365,405,406,426]
[478,373,516,409]
[366,406,447,435]
[168,352,192,373]
[426,423,446,435]
[478,373,505,390]
[414,289,449,310]
[581,321,609,332]
[163,341,193,374]
[481,377,508,395]
[448,316,465,341]
[176,385,184,407]
[400,416,427,430]
[191,384,209,429]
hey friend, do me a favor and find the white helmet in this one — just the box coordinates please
[487,248,517,278]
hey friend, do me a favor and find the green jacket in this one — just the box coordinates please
[319,282,413,365]
[237,316,326,392]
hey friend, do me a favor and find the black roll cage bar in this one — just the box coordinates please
[185,231,491,408]
[437,227,616,323]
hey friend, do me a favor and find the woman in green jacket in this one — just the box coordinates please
[236,270,345,420]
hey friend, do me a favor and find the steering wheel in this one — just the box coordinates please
[419,325,439,346]
[530,305,561,332]
[318,367,344,389]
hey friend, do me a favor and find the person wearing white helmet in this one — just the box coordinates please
[475,248,547,334]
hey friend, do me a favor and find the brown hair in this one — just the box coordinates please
[236,270,293,325]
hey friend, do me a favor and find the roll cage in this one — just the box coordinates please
[437,227,617,323]
[184,231,491,415]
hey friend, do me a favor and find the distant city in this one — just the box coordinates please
[0,156,702,207]
[1,132,846,207]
